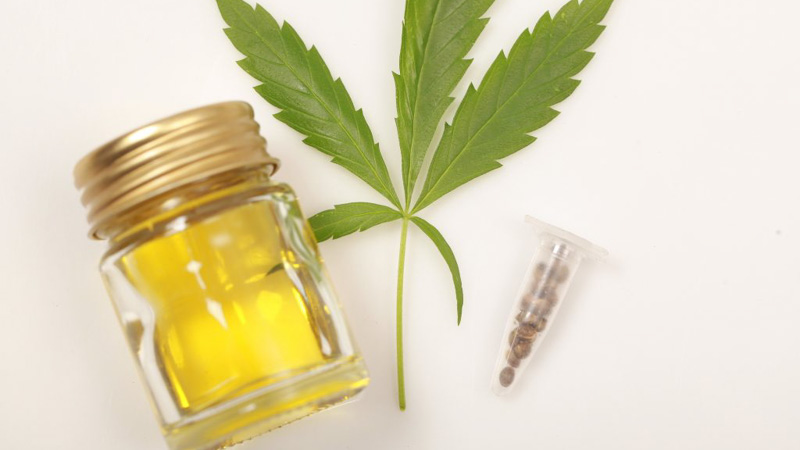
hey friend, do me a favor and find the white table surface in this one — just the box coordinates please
[1,0,799,449]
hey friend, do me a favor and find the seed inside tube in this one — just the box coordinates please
[517,323,537,340]
[512,340,533,358]
[531,297,553,316]
[519,293,536,312]
[499,367,515,387]
[516,310,537,325]
[506,351,521,368]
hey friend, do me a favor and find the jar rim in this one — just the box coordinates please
[74,101,279,239]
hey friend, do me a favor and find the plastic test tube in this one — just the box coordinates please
[491,215,607,395]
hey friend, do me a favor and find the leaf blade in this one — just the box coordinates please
[410,216,463,324]
[413,0,613,212]
[395,0,495,205]
[218,0,401,209]
[310,202,403,242]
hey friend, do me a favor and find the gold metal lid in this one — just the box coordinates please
[74,101,279,239]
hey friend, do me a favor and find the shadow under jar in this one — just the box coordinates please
[74,102,369,450]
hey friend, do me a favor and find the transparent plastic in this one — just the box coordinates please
[100,171,368,449]
[491,216,607,395]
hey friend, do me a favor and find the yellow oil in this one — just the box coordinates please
[118,198,343,414]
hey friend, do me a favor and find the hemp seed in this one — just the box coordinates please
[499,367,515,387]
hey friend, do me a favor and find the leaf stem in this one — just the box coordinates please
[396,217,410,410]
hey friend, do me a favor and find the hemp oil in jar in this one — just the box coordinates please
[74,102,369,449]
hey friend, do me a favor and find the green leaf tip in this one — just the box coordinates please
[413,0,614,213]
[310,203,403,242]
[217,0,402,210]
[395,0,496,206]
[411,216,463,324]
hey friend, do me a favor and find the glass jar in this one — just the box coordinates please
[74,102,369,450]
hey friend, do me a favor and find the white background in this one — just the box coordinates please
[1,0,799,449]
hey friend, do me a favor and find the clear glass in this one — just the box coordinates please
[491,216,606,395]
[100,171,369,449]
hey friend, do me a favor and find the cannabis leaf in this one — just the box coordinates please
[413,0,613,212]
[410,216,463,323]
[218,0,613,411]
[309,202,403,241]
[218,0,401,209]
[395,0,494,206]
